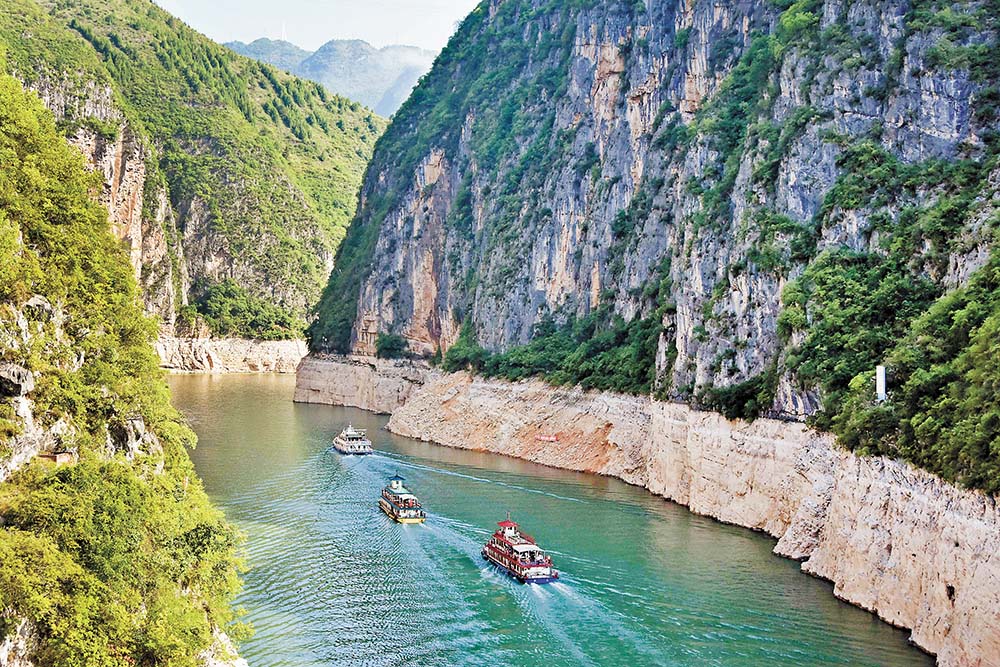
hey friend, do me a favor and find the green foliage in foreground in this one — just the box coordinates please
[0,459,242,667]
[833,251,1000,494]
[0,76,242,665]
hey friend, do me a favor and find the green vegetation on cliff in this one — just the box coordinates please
[313,0,999,493]
[833,250,1000,493]
[308,0,585,352]
[0,76,241,665]
[0,0,385,338]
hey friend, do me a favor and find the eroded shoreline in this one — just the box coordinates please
[295,354,1000,667]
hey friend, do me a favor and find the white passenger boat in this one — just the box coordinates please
[332,425,374,455]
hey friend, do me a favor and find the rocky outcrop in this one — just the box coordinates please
[293,355,433,413]
[319,0,999,420]
[156,337,308,374]
[0,620,246,667]
[0,398,69,484]
[0,620,38,667]
[28,76,182,328]
[199,631,250,667]
[11,1,382,341]
[0,365,33,398]
[296,358,1000,666]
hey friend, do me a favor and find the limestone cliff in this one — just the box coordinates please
[311,0,999,421]
[293,356,1000,666]
[29,75,182,327]
[157,337,307,374]
[0,72,245,667]
[294,355,434,412]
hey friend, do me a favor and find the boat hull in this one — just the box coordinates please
[379,498,426,524]
[332,445,373,455]
[482,550,558,584]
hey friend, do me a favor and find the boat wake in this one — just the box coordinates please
[372,452,586,504]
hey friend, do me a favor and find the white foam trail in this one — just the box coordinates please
[372,453,586,503]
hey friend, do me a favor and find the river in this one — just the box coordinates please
[169,373,931,667]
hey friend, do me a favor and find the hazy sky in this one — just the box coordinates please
[154,0,480,52]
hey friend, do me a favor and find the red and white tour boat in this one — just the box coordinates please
[481,513,559,584]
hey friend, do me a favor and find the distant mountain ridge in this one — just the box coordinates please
[226,37,436,116]
[224,36,311,72]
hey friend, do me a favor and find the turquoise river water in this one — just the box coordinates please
[168,373,931,667]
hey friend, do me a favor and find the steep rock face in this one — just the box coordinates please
[0,73,246,665]
[313,0,998,420]
[2,0,383,344]
[156,337,308,373]
[29,76,181,327]
[294,355,434,412]
[361,364,1000,667]
[0,620,39,667]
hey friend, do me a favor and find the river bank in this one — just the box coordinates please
[156,336,307,373]
[174,372,931,667]
[294,355,1000,667]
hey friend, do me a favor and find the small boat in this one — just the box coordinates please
[379,474,427,524]
[481,513,559,584]
[332,424,374,455]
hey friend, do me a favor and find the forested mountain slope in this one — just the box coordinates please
[0,0,385,340]
[0,73,241,667]
[310,0,1000,492]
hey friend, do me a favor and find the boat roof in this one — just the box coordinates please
[497,519,518,528]
[389,474,406,482]
[512,543,541,553]
[387,486,415,497]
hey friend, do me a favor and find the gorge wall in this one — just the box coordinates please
[311,0,998,423]
[294,355,434,413]
[294,356,1000,666]
[2,0,383,362]
[0,75,245,666]
[156,337,307,374]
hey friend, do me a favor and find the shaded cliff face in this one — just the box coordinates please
[1,0,384,339]
[31,75,183,326]
[312,0,998,418]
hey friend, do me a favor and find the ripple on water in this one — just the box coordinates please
[170,375,935,667]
